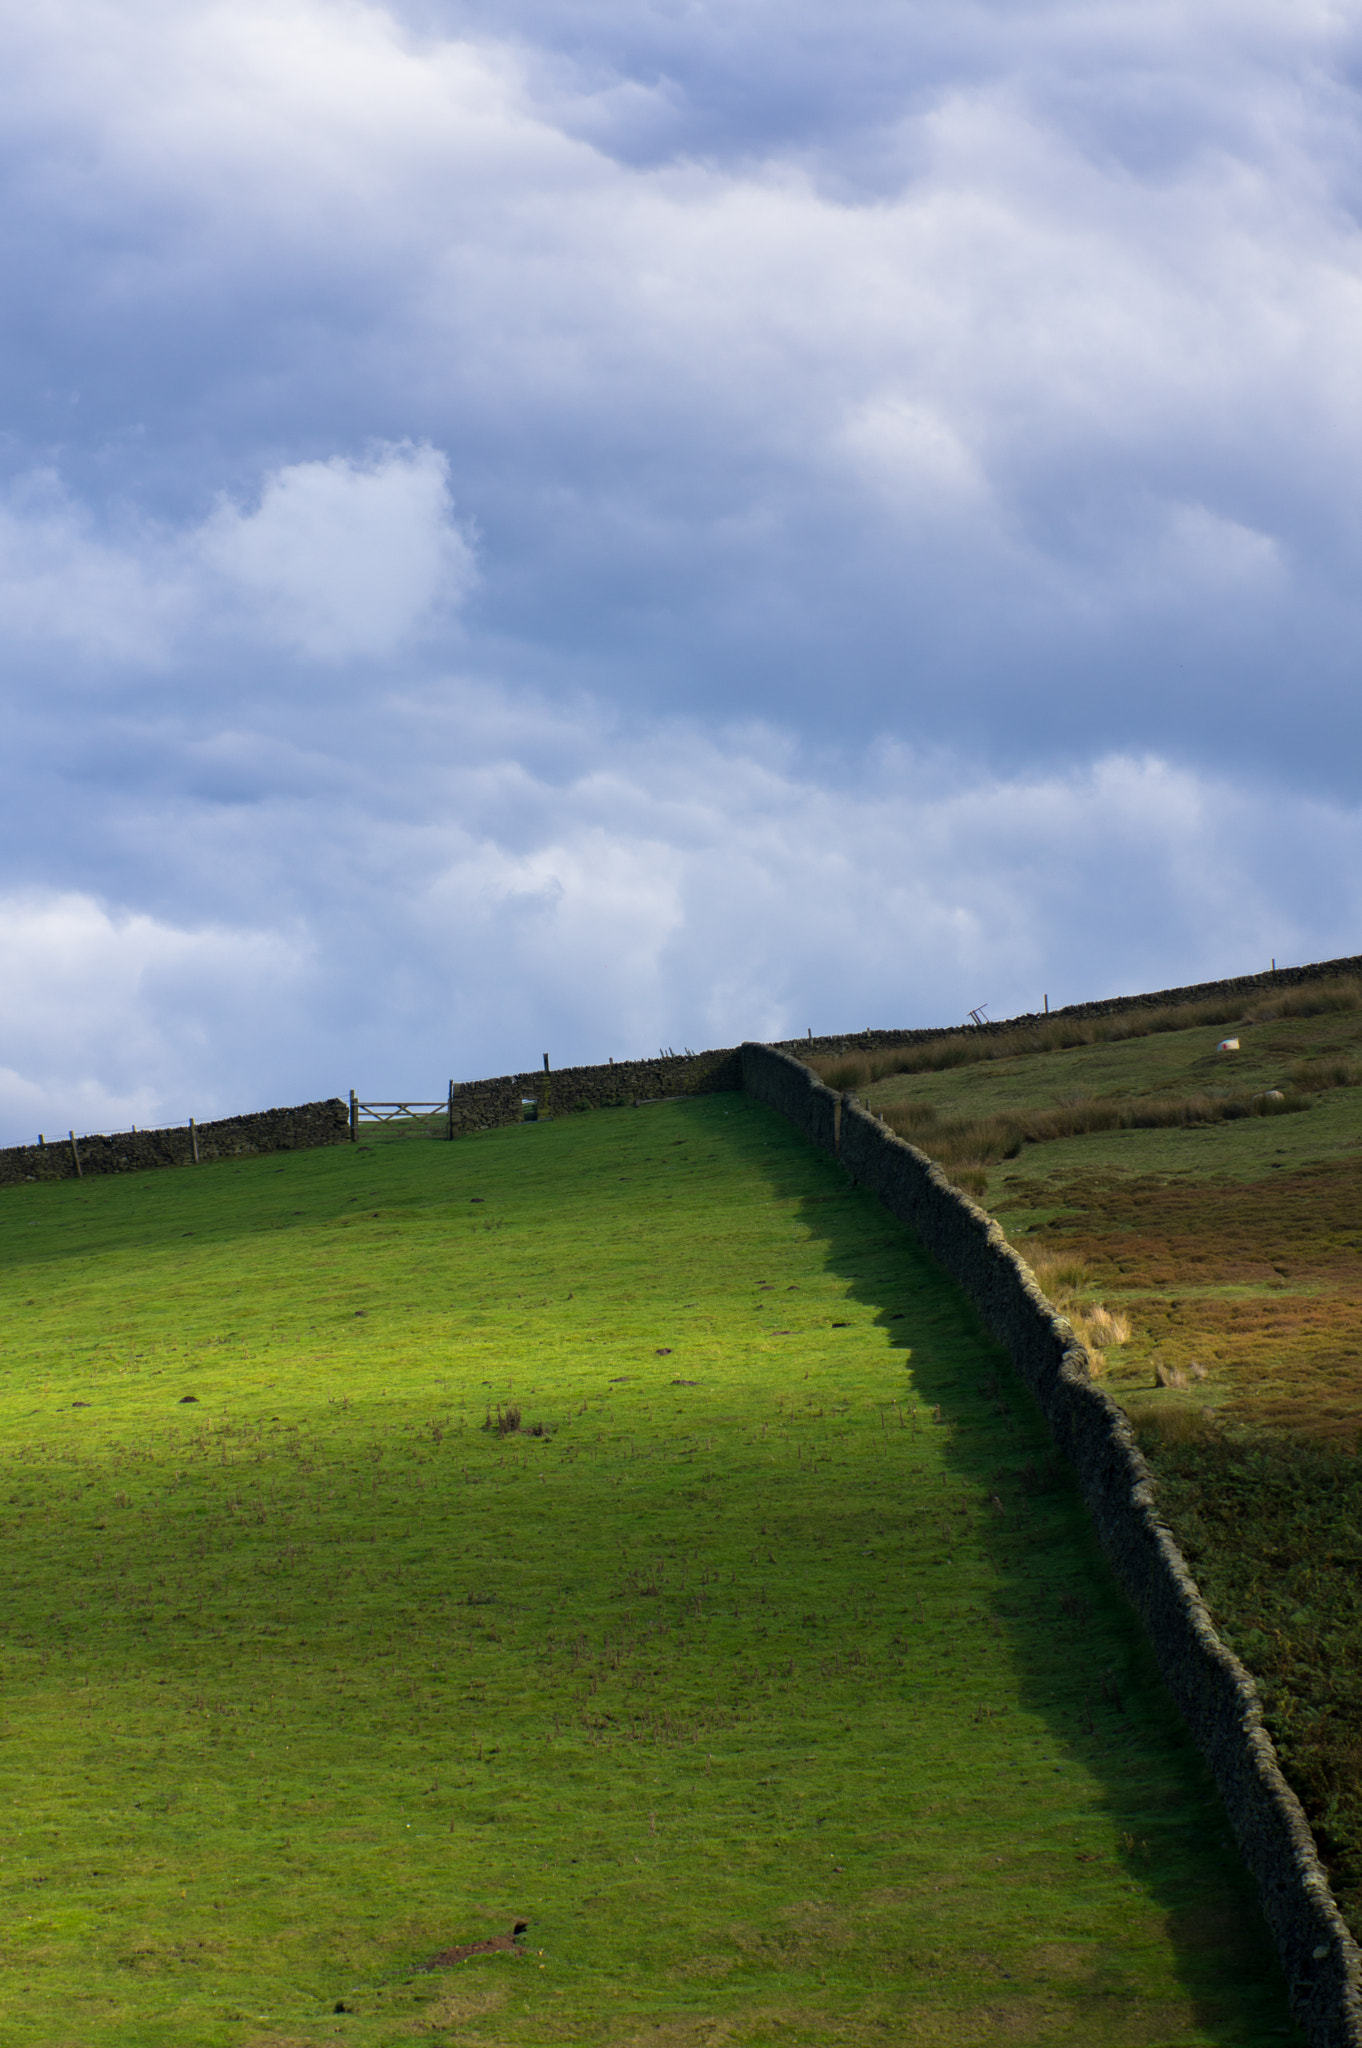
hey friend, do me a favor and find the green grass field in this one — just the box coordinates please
[0,1094,1301,2046]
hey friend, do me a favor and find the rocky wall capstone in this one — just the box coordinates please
[741,1039,1362,2048]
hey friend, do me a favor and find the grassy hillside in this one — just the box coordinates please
[0,1095,1301,2047]
[824,976,1362,1947]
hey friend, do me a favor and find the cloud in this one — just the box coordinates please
[0,892,308,1142]
[0,474,181,663]
[6,673,1359,1144]
[0,0,1335,761]
[198,444,476,658]
[0,444,474,674]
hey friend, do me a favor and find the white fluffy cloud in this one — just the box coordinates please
[198,444,475,658]
[0,444,473,669]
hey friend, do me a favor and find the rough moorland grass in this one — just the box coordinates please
[0,1097,1299,2046]
[839,983,1362,1948]
[1126,1420,1362,1933]
[876,1088,1308,1185]
[813,977,1362,1094]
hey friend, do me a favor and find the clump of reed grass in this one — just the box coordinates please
[1025,1258,1129,1379]
[1030,1255,1094,1296]
[1085,1305,1131,1348]
[1245,977,1362,1023]
[1286,1057,1362,1092]
[817,1054,873,1092]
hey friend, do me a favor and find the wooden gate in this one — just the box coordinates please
[348,1087,456,1140]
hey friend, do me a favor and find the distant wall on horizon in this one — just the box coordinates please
[768,949,1362,1059]
[4,948,1359,1183]
[444,1047,742,1135]
[0,1099,350,1187]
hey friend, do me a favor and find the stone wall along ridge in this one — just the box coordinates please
[446,1047,741,1136]
[0,1099,350,1188]
[741,1039,1362,2048]
[767,949,1362,1060]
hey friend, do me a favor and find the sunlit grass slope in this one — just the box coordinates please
[839,982,1362,1945]
[0,1097,1299,2047]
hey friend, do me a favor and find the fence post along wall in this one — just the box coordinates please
[740,1040,1362,2048]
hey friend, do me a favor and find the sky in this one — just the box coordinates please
[4,0,1362,1140]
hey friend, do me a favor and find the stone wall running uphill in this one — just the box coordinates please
[740,1039,1362,2048]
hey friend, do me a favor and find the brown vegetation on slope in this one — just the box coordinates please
[1020,1158,1362,1440]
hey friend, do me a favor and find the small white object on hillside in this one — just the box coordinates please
[1217,1038,1240,1052]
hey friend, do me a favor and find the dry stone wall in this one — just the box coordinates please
[741,1039,1362,2048]
[769,948,1362,1059]
[448,1047,741,1135]
[0,1098,350,1187]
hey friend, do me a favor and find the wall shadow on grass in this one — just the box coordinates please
[732,1097,1304,2046]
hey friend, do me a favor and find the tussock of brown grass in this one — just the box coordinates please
[1244,977,1362,1023]
[1023,1257,1129,1379]
[1287,1056,1362,1091]
[1029,1255,1094,1296]
[1085,1306,1131,1348]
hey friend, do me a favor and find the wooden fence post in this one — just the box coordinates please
[349,1090,358,1142]
[447,1080,454,1142]
[190,1117,200,1164]
[69,1131,83,1180]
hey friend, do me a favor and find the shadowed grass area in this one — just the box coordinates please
[833,974,1362,1950]
[0,1097,1300,2046]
